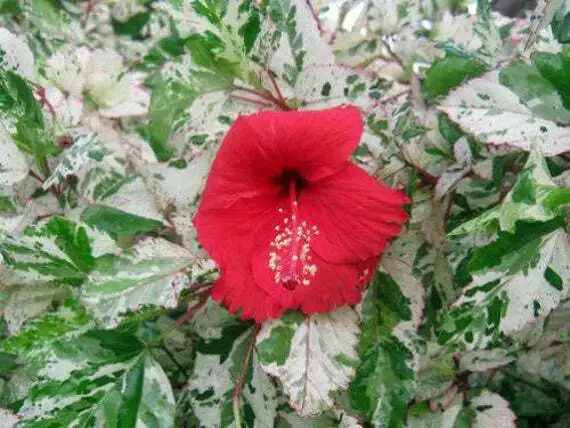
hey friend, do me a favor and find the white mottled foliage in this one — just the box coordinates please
[257,307,359,416]
[440,71,570,156]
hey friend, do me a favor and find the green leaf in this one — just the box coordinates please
[468,218,564,274]
[0,194,16,213]
[438,112,464,145]
[0,217,98,284]
[0,72,60,169]
[499,60,570,124]
[532,51,570,111]
[0,0,21,15]
[551,12,570,44]
[239,7,261,54]
[147,77,195,161]
[15,330,175,427]
[256,324,295,365]
[1,299,94,365]
[185,35,238,89]
[0,70,43,125]
[423,56,486,102]
[349,272,417,427]
[112,12,151,37]
[13,119,59,164]
[82,204,164,240]
[136,35,188,72]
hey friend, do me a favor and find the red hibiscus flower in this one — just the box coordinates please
[194,106,410,322]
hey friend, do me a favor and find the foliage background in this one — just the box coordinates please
[0,0,569,427]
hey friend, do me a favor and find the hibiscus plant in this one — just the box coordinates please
[1,0,570,427]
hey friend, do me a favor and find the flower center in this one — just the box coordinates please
[277,169,307,195]
[268,178,319,291]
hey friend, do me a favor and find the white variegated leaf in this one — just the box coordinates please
[471,391,516,428]
[18,346,175,427]
[0,125,29,188]
[81,238,194,327]
[449,150,564,236]
[43,133,104,190]
[0,408,19,427]
[0,283,72,335]
[459,349,516,372]
[440,229,570,349]
[406,400,463,428]
[440,71,570,156]
[0,28,35,79]
[99,176,166,223]
[185,301,277,428]
[257,308,359,416]
[498,229,570,335]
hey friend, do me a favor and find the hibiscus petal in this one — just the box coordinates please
[209,106,363,185]
[302,163,410,264]
[212,262,288,323]
[194,194,281,264]
[297,253,363,314]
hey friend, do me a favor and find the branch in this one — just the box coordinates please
[305,0,324,35]
[230,94,275,109]
[380,38,405,70]
[176,289,211,325]
[232,324,261,428]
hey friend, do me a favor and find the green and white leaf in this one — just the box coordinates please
[407,390,516,428]
[0,299,95,369]
[93,176,166,224]
[348,268,422,428]
[16,331,175,427]
[81,238,194,327]
[0,28,35,79]
[0,283,72,335]
[439,71,570,156]
[458,348,516,372]
[0,217,103,284]
[0,124,29,187]
[439,228,570,349]
[470,390,516,428]
[42,133,104,190]
[450,150,570,236]
[257,308,359,416]
[186,301,277,428]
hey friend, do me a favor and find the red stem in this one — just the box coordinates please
[232,85,277,104]
[230,94,275,108]
[28,170,60,199]
[186,282,213,293]
[176,289,211,325]
[267,72,290,111]
[232,324,261,403]
[232,81,291,111]
[28,170,44,184]
[82,0,104,27]
[305,0,324,35]
[37,88,57,118]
